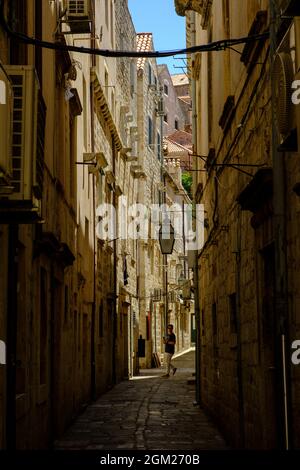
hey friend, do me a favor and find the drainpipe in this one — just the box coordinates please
[112,137,117,384]
[164,252,169,334]
[154,300,157,353]
[182,199,186,279]
[190,10,201,405]
[6,224,18,449]
[129,294,133,377]
[269,0,291,450]
[90,0,96,400]
[235,206,245,447]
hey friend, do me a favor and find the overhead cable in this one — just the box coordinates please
[0,4,269,59]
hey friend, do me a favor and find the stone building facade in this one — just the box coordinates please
[0,0,195,449]
[171,73,192,132]
[136,33,163,368]
[135,34,194,368]
[171,73,189,99]
[176,0,300,449]
[158,64,187,137]
[0,0,140,449]
[161,160,195,357]
[114,0,140,379]
[0,0,89,448]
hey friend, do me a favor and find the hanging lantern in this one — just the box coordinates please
[159,220,175,255]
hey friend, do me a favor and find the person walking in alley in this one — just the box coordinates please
[162,324,177,377]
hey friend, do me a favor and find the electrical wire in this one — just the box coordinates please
[197,45,270,198]
[228,46,243,55]
[229,165,253,177]
[228,45,264,64]
[131,280,193,301]
[196,43,271,256]
[0,2,269,59]
[0,1,272,280]
[0,58,12,82]
[196,41,270,255]
[191,154,268,167]
[215,173,230,190]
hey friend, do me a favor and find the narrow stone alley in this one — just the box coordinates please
[2,0,300,457]
[55,351,227,451]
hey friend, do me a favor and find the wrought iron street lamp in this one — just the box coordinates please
[159,219,175,334]
[158,220,175,255]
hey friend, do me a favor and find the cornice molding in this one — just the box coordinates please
[175,0,204,17]
[175,0,212,29]
[91,67,122,151]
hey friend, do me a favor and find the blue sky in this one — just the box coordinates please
[128,0,186,75]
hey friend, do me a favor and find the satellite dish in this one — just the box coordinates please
[273,52,294,136]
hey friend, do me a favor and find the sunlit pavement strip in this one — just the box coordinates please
[55,351,227,450]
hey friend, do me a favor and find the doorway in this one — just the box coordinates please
[191,313,196,344]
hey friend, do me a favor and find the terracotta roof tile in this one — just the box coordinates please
[168,130,193,148]
[164,138,192,171]
[171,73,189,86]
[136,33,153,70]
[164,137,192,155]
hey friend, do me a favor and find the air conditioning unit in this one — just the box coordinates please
[84,152,108,169]
[273,24,298,151]
[130,126,139,142]
[120,147,132,156]
[0,66,46,222]
[0,68,13,191]
[153,288,162,302]
[156,97,164,116]
[125,155,138,162]
[125,114,133,123]
[169,291,177,303]
[64,0,91,34]
[182,280,191,300]
[148,84,157,92]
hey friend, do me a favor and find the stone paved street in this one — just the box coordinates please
[55,350,227,450]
